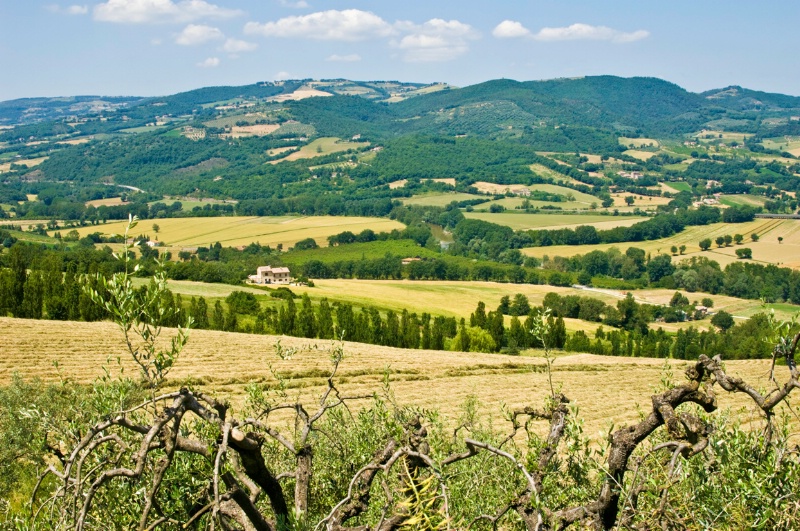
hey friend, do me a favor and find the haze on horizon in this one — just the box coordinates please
[1,0,798,101]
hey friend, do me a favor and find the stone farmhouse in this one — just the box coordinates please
[248,265,292,285]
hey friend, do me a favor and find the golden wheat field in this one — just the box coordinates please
[522,218,800,268]
[0,317,786,440]
[52,215,405,249]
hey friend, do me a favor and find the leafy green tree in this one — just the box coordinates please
[711,310,735,331]
[699,238,712,251]
[734,234,743,245]
[715,236,725,248]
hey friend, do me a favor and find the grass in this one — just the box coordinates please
[619,137,660,148]
[0,316,779,438]
[463,212,646,231]
[269,137,368,164]
[762,136,800,157]
[521,219,800,268]
[401,193,483,207]
[622,150,657,161]
[719,195,768,207]
[662,181,692,193]
[286,280,624,320]
[282,239,435,265]
[54,216,406,249]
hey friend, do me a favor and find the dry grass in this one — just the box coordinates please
[56,138,91,145]
[53,216,405,248]
[0,317,781,439]
[619,137,660,148]
[402,193,483,207]
[622,150,657,161]
[85,197,126,208]
[269,86,334,102]
[223,124,280,138]
[522,219,800,268]
[463,212,646,231]
[269,138,368,164]
[610,193,672,208]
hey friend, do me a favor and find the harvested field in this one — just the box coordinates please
[223,124,280,138]
[268,137,368,164]
[54,215,405,249]
[622,150,657,161]
[619,137,660,148]
[85,197,126,208]
[269,86,334,102]
[402,192,483,206]
[522,219,800,269]
[0,317,782,439]
[464,212,646,231]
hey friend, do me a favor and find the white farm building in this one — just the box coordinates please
[249,266,292,285]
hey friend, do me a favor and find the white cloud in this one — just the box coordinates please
[326,53,361,62]
[197,56,220,67]
[244,9,394,41]
[222,38,258,53]
[532,23,649,43]
[175,24,224,45]
[274,71,294,80]
[94,0,243,24]
[46,4,89,15]
[393,18,479,62]
[279,0,309,8]
[492,20,530,39]
[151,37,163,45]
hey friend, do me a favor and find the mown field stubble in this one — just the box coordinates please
[0,317,781,441]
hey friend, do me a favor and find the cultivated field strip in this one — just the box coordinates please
[58,216,405,248]
[0,317,782,438]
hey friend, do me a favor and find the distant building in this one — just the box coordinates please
[249,265,292,285]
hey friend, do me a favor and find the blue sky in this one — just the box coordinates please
[1,0,798,100]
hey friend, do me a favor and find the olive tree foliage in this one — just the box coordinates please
[7,219,800,529]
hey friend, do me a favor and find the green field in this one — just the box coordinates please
[662,181,692,193]
[719,194,768,207]
[54,216,406,249]
[463,212,646,231]
[282,239,437,265]
[402,192,483,206]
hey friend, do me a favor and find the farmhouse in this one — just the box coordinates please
[249,265,292,285]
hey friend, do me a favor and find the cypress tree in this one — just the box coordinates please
[317,298,334,339]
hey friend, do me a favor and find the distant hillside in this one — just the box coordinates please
[0,95,142,126]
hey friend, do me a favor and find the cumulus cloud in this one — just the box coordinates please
[492,21,648,43]
[393,18,479,62]
[244,9,394,41]
[222,38,258,53]
[175,24,224,45]
[274,71,295,80]
[94,0,243,24]
[533,23,649,43]
[197,56,220,67]
[492,20,530,39]
[326,53,361,62]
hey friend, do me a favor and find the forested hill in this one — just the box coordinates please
[3,76,800,138]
